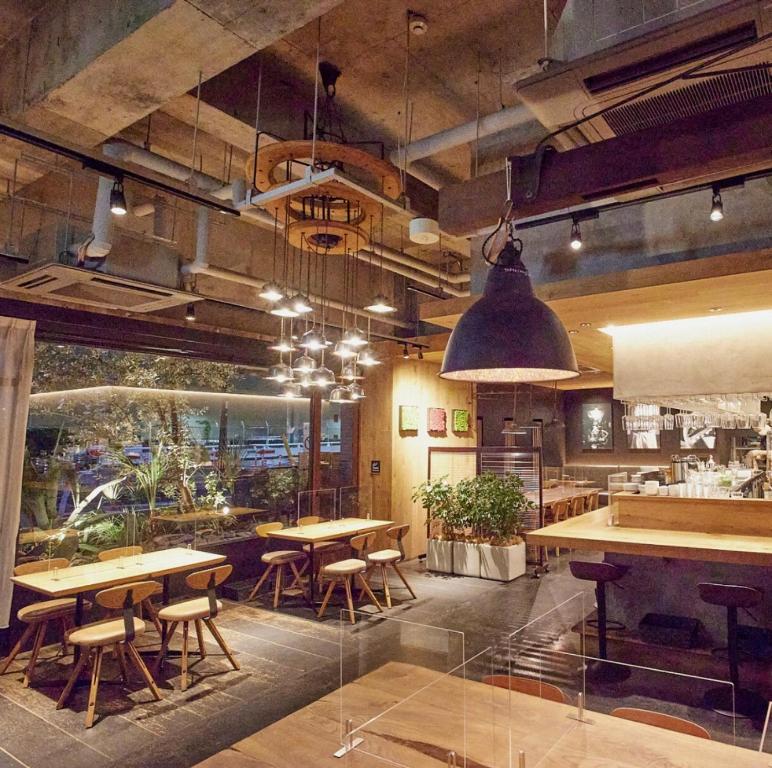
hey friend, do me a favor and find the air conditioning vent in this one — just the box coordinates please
[603,64,772,135]
[0,264,197,313]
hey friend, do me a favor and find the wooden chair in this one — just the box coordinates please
[610,707,711,740]
[361,524,417,608]
[57,581,162,728]
[1,558,81,687]
[97,546,163,633]
[298,515,346,565]
[482,674,571,705]
[156,564,240,691]
[248,523,309,607]
[569,495,585,518]
[317,533,383,624]
[585,490,600,512]
[542,499,570,557]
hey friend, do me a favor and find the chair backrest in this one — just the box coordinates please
[186,564,233,591]
[14,558,70,576]
[610,707,711,740]
[482,675,571,705]
[98,545,143,562]
[586,490,600,512]
[552,499,570,519]
[570,495,585,515]
[95,580,160,642]
[298,515,326,527]
[350,532,375,556]
[256,522,283,538]
[386,524,409,559]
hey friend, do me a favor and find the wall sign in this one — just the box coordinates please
[370,460,381,475]
[452,409,470,433]
[399,405,420,432]
[427,407,447,433]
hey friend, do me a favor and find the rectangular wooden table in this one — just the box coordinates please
[266,518,393,602]
[196,661,770,767]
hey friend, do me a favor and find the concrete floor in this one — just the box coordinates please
[0,554,767,767]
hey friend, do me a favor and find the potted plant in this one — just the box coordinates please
[412,477,457,573]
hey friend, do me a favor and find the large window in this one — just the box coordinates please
[18,342,354,564]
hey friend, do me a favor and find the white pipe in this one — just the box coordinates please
[194,206,209,269]
[390,104,541,165]
[86,176,114,258]
[361,245,469,285]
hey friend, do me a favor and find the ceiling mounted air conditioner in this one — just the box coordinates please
[516,0,772,150]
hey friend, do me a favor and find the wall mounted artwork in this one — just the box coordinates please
[581,402,613,450]
[427,407,447,433]
[399,405,420,432]
[452,409,470,433]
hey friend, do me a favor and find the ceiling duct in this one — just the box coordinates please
[516,0,772,149]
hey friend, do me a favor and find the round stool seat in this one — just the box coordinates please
[322,558,367,576]
[570,560,626,584]
[367,549,401,564]
[303,541,345,553]
[261,550,306,565]
[18,598,80,623]
[158,597,222,622]
[68,617,146,647]
[698,583,762,609]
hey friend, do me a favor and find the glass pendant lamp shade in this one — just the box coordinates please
[270,297,299,318]
[342,327,367,348]
[259,281,284,302]
[300,328,326,352]
[341,362,362,381]
[333,341,357,359]
[292,354,317,374]
[357,347,380,367]
[365,293,397,314]
[440,237,578,383]
[266,362,294,383]
[329,385,350,402]
[290,293,313,315]
[348,383,365,400]
[311,365,335,387]
[269,338,296,353]
[279,382,303,398]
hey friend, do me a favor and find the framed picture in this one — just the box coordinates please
[452,409,470,433]
[581,402,613,450]
[427,407,447,433]
[681,426,717,451]
[399,405,420,432]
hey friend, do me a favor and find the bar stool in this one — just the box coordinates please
[569,560,630,683]
[248,523,309,607]
[698,582,765,718]
[57,581,161,728]
[156,565,240,691]
[98,546,163,633]
[361,524,417,608]
[317,533,383,624]
[1,558,81,687]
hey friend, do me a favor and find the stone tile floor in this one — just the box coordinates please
[0,553,767,767]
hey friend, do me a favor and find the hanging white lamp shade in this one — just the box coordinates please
[409,217,439,245]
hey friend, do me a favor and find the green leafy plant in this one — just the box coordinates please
[113,443,168,513]
[196,470,227,510]
[412,477,460,540]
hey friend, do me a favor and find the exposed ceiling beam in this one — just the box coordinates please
[439,92,772,236]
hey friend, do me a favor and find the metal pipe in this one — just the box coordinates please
[357,245,470,286]
[390,105,543,165]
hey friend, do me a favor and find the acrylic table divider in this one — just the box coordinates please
[337,485,371,520]
[297,487,338,523]
[337,611,505,767]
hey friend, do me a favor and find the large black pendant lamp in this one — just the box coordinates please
[440,227,578,383]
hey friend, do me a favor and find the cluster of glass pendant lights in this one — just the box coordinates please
[262,233,394,402]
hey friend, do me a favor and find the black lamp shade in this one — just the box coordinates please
[440,246,578,383]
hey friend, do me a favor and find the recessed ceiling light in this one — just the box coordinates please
[708,307,724,313]
[579,322,591,327]
[568,329,579,335]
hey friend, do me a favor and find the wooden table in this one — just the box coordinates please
[11,547,226,655]
[195,661,769,767]
[266,518,393,602]
[526,507,772,566]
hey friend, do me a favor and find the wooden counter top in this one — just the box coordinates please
[526,507,772,566]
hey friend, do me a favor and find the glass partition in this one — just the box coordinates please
[296,487,337,523]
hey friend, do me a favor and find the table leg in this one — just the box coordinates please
[309,542,316,604]
[161,575,170,647]
[73,593,84,662]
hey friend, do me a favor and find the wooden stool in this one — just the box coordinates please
[248,523,309,606]
[1,558,81,687]
[57,581,161,728]
[317,533,383,624]
[361,524,417,608]
[156,564,239,691]
[698,582,765,718]
[98,546,163,634]
[569,560,630,683]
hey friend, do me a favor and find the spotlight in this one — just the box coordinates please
[259,281,284,302]
[290,293,313,315]
[402,344,409,359]
[569,218,582,251]
[185,302,196,322]
[270,297,299,318]
[110,179,127,216]
[710,187,724,222]
[365,293,397,314]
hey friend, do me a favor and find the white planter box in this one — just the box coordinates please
[452,541,481,578]
[426,539,454,573]
[479,541,526,582]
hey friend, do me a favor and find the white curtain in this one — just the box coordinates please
[0,317,35,628]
